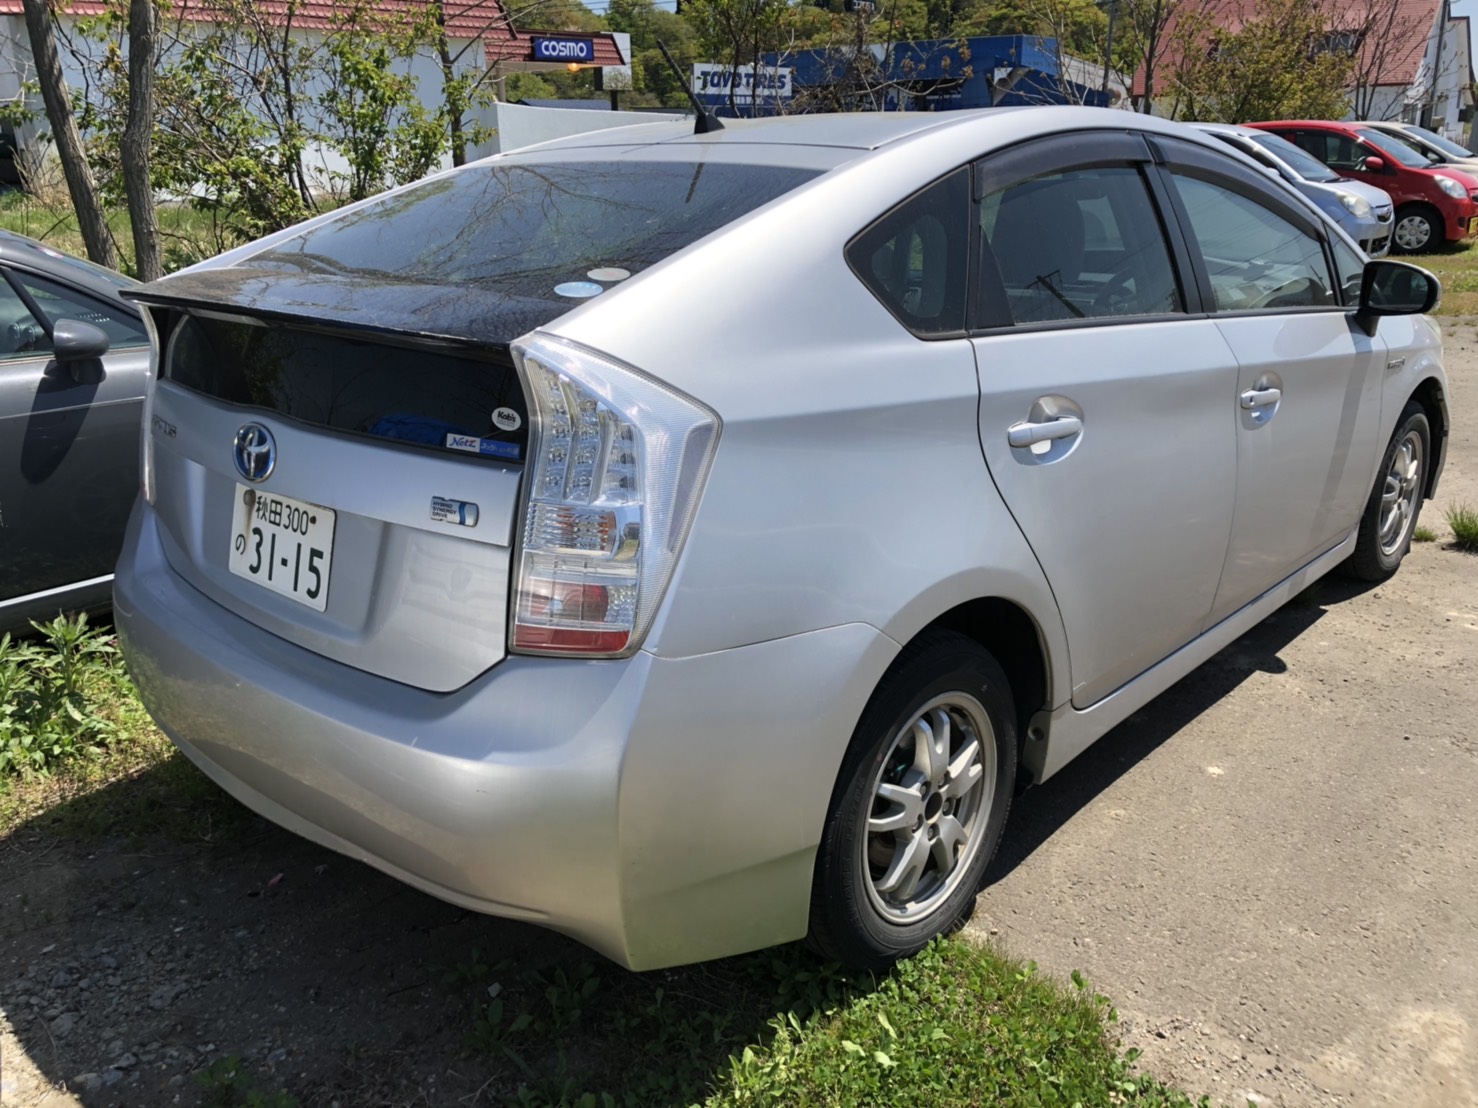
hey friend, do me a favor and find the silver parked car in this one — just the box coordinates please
[115,107,1450,971]
[1193,121,1394,255]
[0,232,150,632]
[1359,120,1478,175]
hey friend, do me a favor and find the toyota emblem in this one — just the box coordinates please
[233,423,276,483]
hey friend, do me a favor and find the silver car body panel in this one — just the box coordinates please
[116,106,1452,968]
[147,380,521,691]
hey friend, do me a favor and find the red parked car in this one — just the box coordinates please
[1249,120,1478,253]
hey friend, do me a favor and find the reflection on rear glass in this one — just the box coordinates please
[256,161,824,298]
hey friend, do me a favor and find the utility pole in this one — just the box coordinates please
[1421,0,1450,131]
[1098,0,1119,102]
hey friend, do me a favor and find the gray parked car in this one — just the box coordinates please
[115,107,1449,971]
[0,232,149,633]
[1194,121,1394,255]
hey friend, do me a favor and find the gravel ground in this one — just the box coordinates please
[2,331,1475,1108]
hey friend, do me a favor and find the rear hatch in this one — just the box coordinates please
[140,292,529,691]
[129,150,830,690]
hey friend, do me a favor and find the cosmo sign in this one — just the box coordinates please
[692,62,794,102]
[533,36,595,63]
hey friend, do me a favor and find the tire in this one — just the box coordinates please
[807,631,1017,970]
[1392,205,1442,254]
[1346,401,1430,581]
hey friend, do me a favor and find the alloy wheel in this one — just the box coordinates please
[861,693,995,923]
[1378,429,1424,556]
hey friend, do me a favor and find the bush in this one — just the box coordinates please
[0,614,121,775]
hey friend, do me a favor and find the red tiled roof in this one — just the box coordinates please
[1131,0,1443,100]
[0,0,516,41]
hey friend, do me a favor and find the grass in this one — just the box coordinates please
[1412,524,1438,543]
[0,189,242,276]
[0,615,246,842]
[1412,239,1478,316]
[1446,501,1478,552]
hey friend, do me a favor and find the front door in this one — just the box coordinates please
[969,136,1240,708]
[0,269,149,606]
[1154,149,1385,622]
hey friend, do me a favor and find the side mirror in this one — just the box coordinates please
[1355,259,1440,334]
[1361,155,1386,173]
[51,318,111,361]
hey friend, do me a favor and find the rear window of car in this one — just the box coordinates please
[253,160,824,299]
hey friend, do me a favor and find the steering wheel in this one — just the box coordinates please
[1248,276,1325,310]
[1090,257,1143,315]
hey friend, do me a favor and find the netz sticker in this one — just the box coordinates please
[431,496,479,527]
[445,432,521,460]
[491,406,522,432]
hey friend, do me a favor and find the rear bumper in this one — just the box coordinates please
[114,500,895,969]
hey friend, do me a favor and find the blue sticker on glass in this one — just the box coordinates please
[554,281,604,299]
[478,438,522,460]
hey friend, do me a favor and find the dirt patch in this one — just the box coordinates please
[4,336,1478,1108]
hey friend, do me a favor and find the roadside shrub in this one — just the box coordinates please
[1446,502,1478,552]
[0,614,121,775]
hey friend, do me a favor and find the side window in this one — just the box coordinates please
[1170,173,1337,312]
[1331,237,1367,306]
[12,271,148,348]
[847,167,969,335]
[0,277,48,359]
[980,165,1182,325]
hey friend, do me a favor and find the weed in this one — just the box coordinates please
[0,614,121,775]
[706,940,1208,1107]
[1413,524,1437,543]
[1446,501,1478,552]
[195,1055,300,1108]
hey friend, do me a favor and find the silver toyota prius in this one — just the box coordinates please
[114,107,1450,971]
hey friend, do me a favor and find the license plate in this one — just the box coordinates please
[1470,217,1478,234]
[228,484,335,611]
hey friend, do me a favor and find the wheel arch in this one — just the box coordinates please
[902,597,1054,783]
[1409,375,1449,497]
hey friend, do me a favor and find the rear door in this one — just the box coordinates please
[969,132,1240,708]
[0,269,148,604]
[1152,137,1384,622]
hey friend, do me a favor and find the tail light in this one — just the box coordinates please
[509,334,720,657]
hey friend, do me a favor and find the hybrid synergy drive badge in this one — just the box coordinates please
[431,497,479,527]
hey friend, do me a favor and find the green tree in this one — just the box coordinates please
[1166,0,1354,122]
[606,0,699,107]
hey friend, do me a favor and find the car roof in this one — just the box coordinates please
[0,229,139,305]
[521,107,1033,154]
[1190,121,1259,136]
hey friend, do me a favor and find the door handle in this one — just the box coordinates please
[1239,387,1281,410]
[1007,415,1083,448]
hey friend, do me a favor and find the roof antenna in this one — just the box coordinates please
[658,39,723,134]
